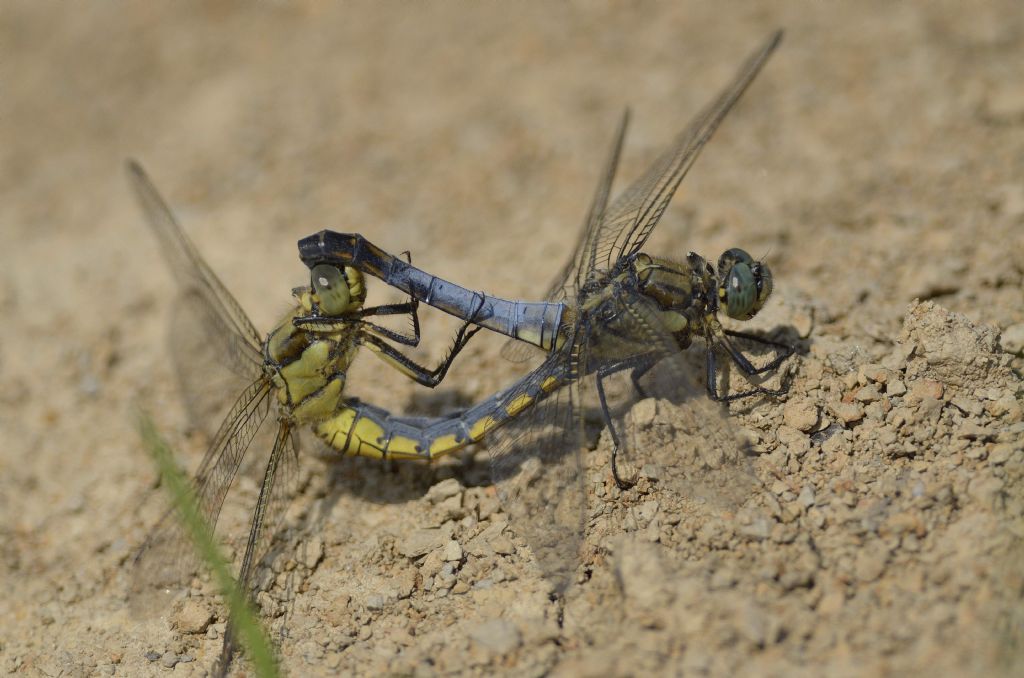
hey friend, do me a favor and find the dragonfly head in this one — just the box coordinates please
[310,263,366,316]
[717,248,773,320]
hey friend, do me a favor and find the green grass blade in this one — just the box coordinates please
[138,412,280,678]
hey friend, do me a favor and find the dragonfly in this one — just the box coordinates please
[295,30,794,592]
[126,161,482,671]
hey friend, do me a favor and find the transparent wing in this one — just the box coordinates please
[236,423,300,594]
[589,30,782,274]
[126,160,264,432]
[486,354,587,593]
[498,109,630,365]
[586,294,759,513]
[131,378,274,610]
[168,290,260,437]
[552,108,631,304]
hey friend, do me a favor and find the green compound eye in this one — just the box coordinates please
[311,264,352,316]
[724,261,757,319]
[718,248,772,320]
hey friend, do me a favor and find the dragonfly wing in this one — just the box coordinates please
[131,378,273,610]
[549,108,631,303]
[590,30,783,273]
[486,354,587,593]
[169,289,263,437]
[587,294,760,514]
[126,161,264,435]
[498,110,629,364]
[236,423,300,593]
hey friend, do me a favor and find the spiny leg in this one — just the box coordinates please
[359,295,486,388]
[722,329,794,374]
[594,353,660,489]
[705,338,791,402]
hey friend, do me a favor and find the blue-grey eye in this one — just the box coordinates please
[311,264,352,316]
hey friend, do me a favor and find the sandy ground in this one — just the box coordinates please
[2,2,1023,676]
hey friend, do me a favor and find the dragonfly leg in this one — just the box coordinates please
[721,329,794,374]
[595,353,660,489]
[360,301,422,347]
[358,325,481,388]
[356,250,425,345]
[705,341,790,402]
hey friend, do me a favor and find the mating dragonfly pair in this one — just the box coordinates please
[130,29,793,671]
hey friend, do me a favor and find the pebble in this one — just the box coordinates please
[989,443,1014,465]
[797,484,816,509]
[442,540,463,562]
[426,478,463,503]
[300,537,324,569]
[857,363,888,384]
[854,384,882,403]
[630,398,659,427]
[906,379,944,404]
[1000,323,1024,354]
[470,618,522,654]
[633,500,660,526]
[159,652,179,669]
[488,534,516,556]
[830,401,865,425]
[172,600,213,634]
[887,379,907,396]
[398,528,451,559]
[783,400,819,432]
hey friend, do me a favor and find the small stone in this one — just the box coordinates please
[783,400,819,432]
[905,379,944,407]
[1000,323,1024,355]
[858,363,890,384]
[398,528,450,559]
[887,379,907,396]
[957,421,995,442]
[633,500,660,525]
[159,652,179,669]
[797,484,816,508]
[987,394,1023,422]
[172,600,213,634]
[989,443,1014,465]
[950,395,984,417]
[853,384,881,403]
[143,651,160,662]
[442,540,463,562]
[830,401,865,425]
[630,398,659,428]
[489,534,516,555]
[419,551,444,579]
[470,618,522,654]
[299,537,324,569]
[426,478,463,503]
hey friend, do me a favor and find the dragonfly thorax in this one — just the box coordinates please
[263,278,365,424]
[629,252,710,316]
